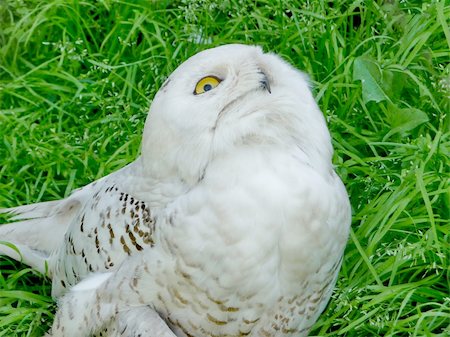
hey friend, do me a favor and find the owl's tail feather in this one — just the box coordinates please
[0,200,61,221]
[0,238,49,275]
[0,199,79,276]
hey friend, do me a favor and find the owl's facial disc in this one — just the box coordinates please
[142,44,332,183]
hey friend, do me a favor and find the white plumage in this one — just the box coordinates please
[0,44,351,337]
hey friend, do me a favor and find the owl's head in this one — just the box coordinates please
[142,44,333,183]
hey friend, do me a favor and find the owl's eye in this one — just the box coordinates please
[194,76,221,95]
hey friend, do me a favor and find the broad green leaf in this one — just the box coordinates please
[384,106,429,140]
[353,56,389,104]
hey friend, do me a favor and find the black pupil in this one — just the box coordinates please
[203,84,212,92]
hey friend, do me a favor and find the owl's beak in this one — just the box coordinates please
[259,72,271,94]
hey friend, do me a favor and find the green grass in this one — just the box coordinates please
[0,0,448,336]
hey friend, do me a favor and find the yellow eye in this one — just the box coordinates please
[194,76,221,95]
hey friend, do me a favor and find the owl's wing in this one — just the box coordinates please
[49,165,156,297]
[0,160,157,297]
[1,159,177,337]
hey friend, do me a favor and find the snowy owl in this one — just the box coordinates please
[0,44,351,337]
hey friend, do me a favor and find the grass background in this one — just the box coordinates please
[0,0,448,336]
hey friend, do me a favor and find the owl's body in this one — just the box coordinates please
[156,147,348,336]
[0,44,351,337]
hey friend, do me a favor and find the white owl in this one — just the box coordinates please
[0,44,351,337]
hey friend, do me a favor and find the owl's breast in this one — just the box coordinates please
[154,147,350,336]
